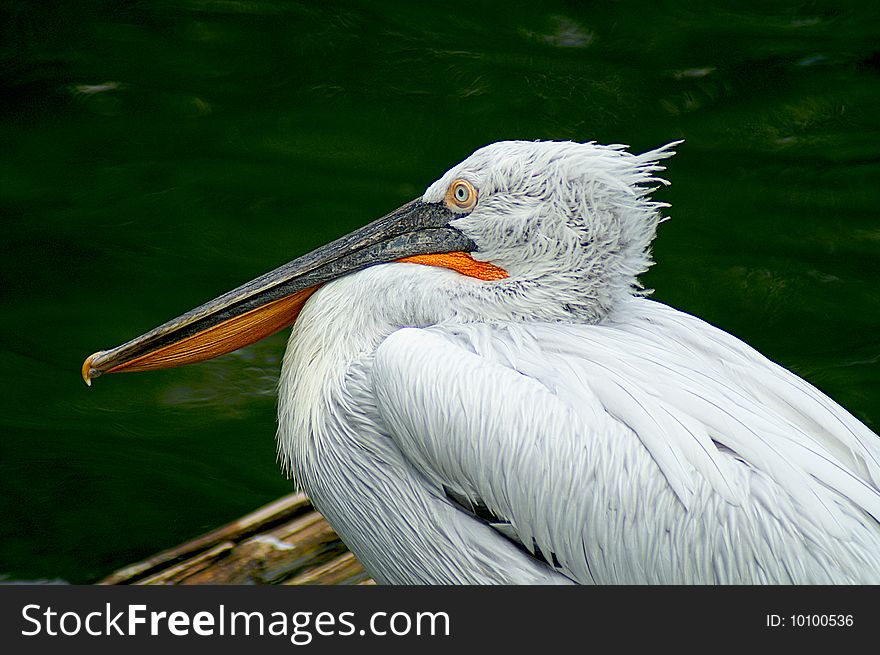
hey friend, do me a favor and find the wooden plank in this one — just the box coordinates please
[283,551,371,586]
[135,542,236,585]
[98,493,372,585]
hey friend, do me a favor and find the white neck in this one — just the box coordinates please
[277,263,454,479]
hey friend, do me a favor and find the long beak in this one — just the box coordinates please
[82,199,481,385]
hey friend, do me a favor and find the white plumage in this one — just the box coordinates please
[275,140,880,584]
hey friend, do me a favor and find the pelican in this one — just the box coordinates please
[83,140,880,584]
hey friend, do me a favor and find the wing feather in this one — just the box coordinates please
[368,298,880,583]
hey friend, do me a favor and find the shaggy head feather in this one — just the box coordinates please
[424,140,680,323]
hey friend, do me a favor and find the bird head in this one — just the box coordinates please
[425,140,679,323]
[82,140,679,383]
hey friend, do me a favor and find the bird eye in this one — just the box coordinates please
[445,179,478,213]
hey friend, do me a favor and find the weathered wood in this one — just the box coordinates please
[136,542,236,585]
[284,552,374,586]
[98,493,372,585]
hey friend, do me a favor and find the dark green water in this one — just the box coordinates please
[1,1,879,583]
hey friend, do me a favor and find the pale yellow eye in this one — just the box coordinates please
[445,179,478,212]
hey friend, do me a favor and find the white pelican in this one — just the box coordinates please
[83,140,880,584]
